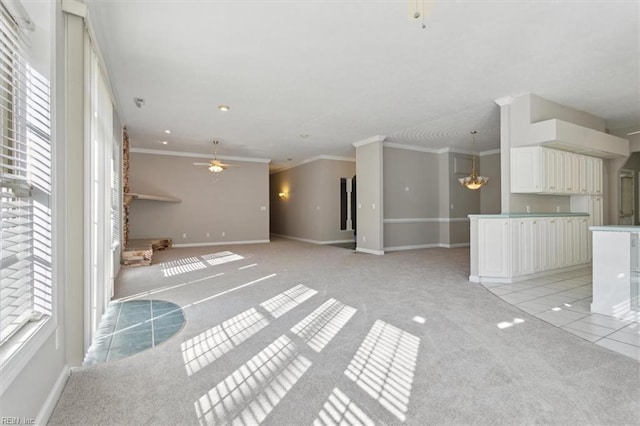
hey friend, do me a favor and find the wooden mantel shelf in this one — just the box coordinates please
[124,192,181,206]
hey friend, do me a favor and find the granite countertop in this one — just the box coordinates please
[469,212,589,218]
[590,225,640,232]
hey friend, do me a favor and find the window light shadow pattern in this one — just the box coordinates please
[345,320,420,422]
[195,335,311,426]
[160,251,245,277]
[182,308,269,376]
[161,256,207,277]
[202,251,244,266]
[260,284,318,318]
[314,387,375,426]
[291,298,357,352]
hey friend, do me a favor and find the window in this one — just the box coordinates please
[0,0,52,346]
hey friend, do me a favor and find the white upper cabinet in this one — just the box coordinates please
[511,146,602,195]
[510,147,541,192]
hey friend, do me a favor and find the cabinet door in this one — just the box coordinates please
[590,196,603,226]
[576,218,589,264]
[569,153,580,193]
[564,218,576,266]
[587,196,604,261]
[556,218,571,267]
[548,218,562,269]
[479,219,510,277]
[515,218,540,275]
[593,158,603,195]
[578,155,589,194]
[541,148,558,193]
[558,151,573,194]
[511,147,541,193]
[537,219,550,271]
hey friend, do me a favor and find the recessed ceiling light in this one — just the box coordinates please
[162,141,168,145]
[218,105,230,112]
[164,129,171,134]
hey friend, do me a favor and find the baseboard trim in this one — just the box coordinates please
[384,242,470,251]
[385,243,439,251]
[444,243,471,248]
[476,262,591,284]
[173,240,270,248]
[384,217,470,224]
[36,364,70,425]
[356,247,385,255]
[270,234,353,245]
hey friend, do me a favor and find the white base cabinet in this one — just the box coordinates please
[471,214,590,283]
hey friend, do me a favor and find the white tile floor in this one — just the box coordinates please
[482,266,640,361]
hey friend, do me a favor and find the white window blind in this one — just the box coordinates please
[112,137,120,248]
[0,0,52,346]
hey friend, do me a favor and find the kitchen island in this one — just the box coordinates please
[469,213,590,283]
[590,226,640,321]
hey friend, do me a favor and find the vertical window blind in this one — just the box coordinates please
[0,0,52,346]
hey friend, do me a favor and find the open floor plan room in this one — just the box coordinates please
[49,239,639,425]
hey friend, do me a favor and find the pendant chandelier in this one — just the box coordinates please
[458,130,488,190]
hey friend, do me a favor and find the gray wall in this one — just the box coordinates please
[529,93,605,131]
[356,141,384,254]
[384,147,440,218]
[382,146,498,250]
[479,152,501,214]
[129,152,269,245]
[383,147,441,249]
[269,158,355,243]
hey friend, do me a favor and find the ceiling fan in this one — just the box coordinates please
[193,140,235,173]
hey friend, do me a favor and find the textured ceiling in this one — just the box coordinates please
[86,0,640,170]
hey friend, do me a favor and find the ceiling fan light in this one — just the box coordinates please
[209,164,224,173]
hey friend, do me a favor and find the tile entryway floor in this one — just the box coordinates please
[83,300,185,366]
[481,266,640,361]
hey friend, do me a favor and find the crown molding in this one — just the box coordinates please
[270,154,355,174]
[479,149,501,156]
[383,142,441,154]
[352,135,386,148]
[129,147,271,164]
[494,96,515,107]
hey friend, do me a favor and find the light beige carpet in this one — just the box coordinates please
[49,237,640,425]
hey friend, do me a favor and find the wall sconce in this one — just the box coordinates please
[278,192,288,199]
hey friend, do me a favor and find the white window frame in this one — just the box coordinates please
[0,0,56,392]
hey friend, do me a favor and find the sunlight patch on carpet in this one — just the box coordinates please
[201,251,244,266]
[194,335,311,425]
[344,320,420,422]
[159,251,244,277]
[260,284,318,318]
[291,298,356,352]
[181,308,269,376]
[314,387,375,426]
[160,256,207,277]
